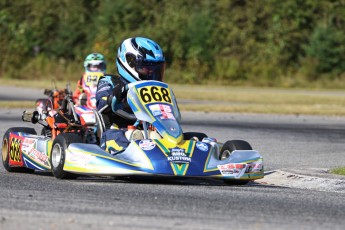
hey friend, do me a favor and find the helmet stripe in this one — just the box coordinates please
[116,57,141,82]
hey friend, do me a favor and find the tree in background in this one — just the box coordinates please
[303,25,345,78]
[1,0,345,88]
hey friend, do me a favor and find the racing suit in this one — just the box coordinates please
[96,75,134,154]
[73,76,84,102]
[73,74,89,105]
[73,72,103,106]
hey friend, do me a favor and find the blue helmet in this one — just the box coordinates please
[84,53,106,73]
[116,37,165,83]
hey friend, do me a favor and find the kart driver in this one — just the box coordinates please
[73,53,107,106]
[96,37,166,154]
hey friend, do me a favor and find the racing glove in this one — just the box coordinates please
[112,81,127,102]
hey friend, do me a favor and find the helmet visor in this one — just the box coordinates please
[87,62,106,72]
[135,61,165,81]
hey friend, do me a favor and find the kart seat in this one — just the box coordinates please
[92,109,106,142]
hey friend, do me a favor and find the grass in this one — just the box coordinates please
[0,101,35,109]
[0,78,69,89]
[331,168,345,176]
[171,84,345,116]
[2,78,345,116]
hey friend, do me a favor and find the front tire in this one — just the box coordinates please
[2,127,37,173]
[50,133,83,179]
[220,140,252,185]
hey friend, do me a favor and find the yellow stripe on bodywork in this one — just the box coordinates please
[105,140,123,152]
[65,149,140,168]
[65,146,154,171]
[64,163,149,175]
[155,139,195,176]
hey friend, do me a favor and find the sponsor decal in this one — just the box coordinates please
[149,104,175,120]
[68,152,95,166]
[217,163,247,178]
[27,148,49,166]
[139,140,156,151]
[167,147,191,164]
[22,138,36,147]
[9,137,22,163]
[21,139,50,166]
[196,142,208,152]
[149,104,162,116]
[246,162,263,173]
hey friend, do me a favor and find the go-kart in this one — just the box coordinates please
[35,81,73,117]
[36,72,102,115]
[71,72,104,129]
[2,80,264,185]
[35,79,98,137]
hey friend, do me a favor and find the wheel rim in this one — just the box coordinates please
[220,150,231,160]
[52,144,62,168]
[2,139,8,162]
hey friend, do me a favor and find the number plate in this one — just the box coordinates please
[138,86,172,105]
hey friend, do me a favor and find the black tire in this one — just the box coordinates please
[220,140,252,185]
[219,140,252,160]
[2,127,37,173]
[183,132,208,141]
[50,133,83,179]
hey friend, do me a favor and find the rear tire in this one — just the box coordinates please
[2,127,37,173]
[221,140,252,185]
[50,133,83,179]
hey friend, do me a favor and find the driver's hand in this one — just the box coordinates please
[113,81,127,101]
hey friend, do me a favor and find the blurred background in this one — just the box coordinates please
[1,0,345,88]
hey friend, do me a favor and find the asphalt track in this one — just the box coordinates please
[0,86,345,229]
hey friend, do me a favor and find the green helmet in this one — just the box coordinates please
[84,53,106,73]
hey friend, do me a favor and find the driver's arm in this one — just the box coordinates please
[96,76,124,113]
